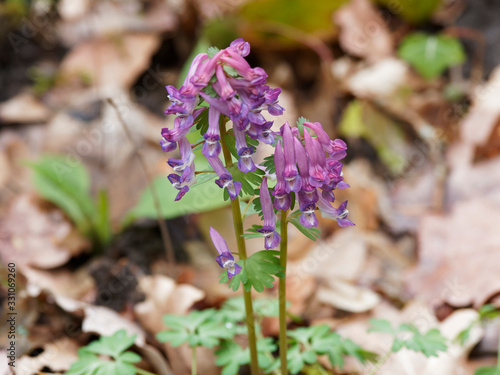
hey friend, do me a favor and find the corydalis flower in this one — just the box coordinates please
[210,227,242,279]
[272,121,353,228]
[206,155,242,200]
[161,38,284,202]
[316,196,354,227]
[281,123,301,193]
[272,140,291,211]
[257,177,281,249]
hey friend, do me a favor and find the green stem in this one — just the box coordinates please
[241,195,256,220]
[367,350,392,375]
[192,346,197,375]
[279,210,288,375]
[497,326,500,371]
[136,368,158,375]
[220,122,260,375]
[286,211,301,221]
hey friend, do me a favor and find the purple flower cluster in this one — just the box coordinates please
[272,121,354,230]
[161,38,284,201]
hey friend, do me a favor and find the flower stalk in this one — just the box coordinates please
[192,347,197,375]
[279,209,288,375]
[220,121,260,375]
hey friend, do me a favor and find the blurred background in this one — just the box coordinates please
[1,0,500,374]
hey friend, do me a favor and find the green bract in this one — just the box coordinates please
[219,250,285,292]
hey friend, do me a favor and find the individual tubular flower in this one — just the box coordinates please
[272,140,292,211]
[215,64,236,101]
[281,122,302,193]
[325,158,349,190]
[190,52,222,89]
[257,177,281,249]
[257,121,275,144]
[230,38,250,57]
[303,121,334,153]
[202,106,222,158]
[164,53,207,116]
[206,155,242,200]
[303,129,330,188]
[316,195,354,227]
[328,139,347,160]
[264,87,284,116]
[234,127,256,173]
[168,164,195,201]
[293,136,314,193]
[167,137,195,173]
[297,190,319,228]
[210,227,242,279]
[160,115,195,151]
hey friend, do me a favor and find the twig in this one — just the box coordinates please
[107,98,177,276]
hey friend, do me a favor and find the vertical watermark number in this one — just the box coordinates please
[6,262,16,368]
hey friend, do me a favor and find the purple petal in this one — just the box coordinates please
[228,180,242,200]
[260,177,276,229]
[265,231,281,249]
[303,122,333,153]
[337,218,355,227]
[228,263,242,279]
[210,227,231,256]
[174,186,189,201]
[300,210,318,228]
[230,38,251,57]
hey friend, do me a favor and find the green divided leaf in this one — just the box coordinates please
[260,154,276,175]
[219,250,284,292]
[157,309,233,348]
[287,325,376,374]
[240,197,259,218]
[296,116,310,136]
[193,106,210,135]
[369,319,448,357]
[207,46,220,58]
[219,297,288,323]
[289,217,321,241]
[215,338,278,375]
[368,318,398,334]
[66,330,140,375]
[228,164,264,197]
[398,32,466,79]
[403,328,448,357]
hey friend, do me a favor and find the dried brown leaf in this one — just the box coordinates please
[16,338,79,375]
[0,195,89,269]
[59,33,161,89]
[0,93,51,125]
[406,198,500,307]
[334,0,393,62]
